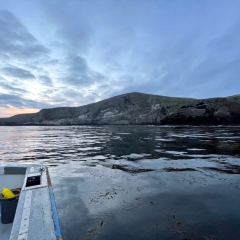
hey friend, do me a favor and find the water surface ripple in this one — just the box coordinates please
[1,126,240,240]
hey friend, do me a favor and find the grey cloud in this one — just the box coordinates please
[56,25,93,54]
[1,65,35,79]
[0,10,50,61]
[112,19,240,99]
[61,55,90,85]
[41,1,93,54]
[59,55,105,86]
[37,86,101,107]
[207,22,240,57]
[109,39,197,96]
[0,93,54,109]
[182,22,240,97]
[59,88,100,106]
[38,75,53,86]
[45,59,60,66]
[68,55,88,72]
[0,76,28,94]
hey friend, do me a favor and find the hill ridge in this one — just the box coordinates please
[0,92,239,125]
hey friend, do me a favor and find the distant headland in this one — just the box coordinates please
[0,92,240,125]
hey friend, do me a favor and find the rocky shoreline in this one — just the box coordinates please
[1,92,240,125]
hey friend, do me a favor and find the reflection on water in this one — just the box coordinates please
[1,125,240,240]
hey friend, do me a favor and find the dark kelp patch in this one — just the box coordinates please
[216,142,240,154]
[164,167,197,172]
[111,164,153,174]
[201,164,240,174]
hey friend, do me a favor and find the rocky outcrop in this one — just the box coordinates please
[160,95,240,125]
[0,92,239,125]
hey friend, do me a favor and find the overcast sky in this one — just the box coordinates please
[0,0,240,117]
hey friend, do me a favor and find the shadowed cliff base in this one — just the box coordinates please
[0,92,240,125]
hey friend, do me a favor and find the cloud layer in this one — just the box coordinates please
[0,0,240,117]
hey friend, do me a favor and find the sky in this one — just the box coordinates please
[0,0,240,117]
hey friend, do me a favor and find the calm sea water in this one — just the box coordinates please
[1,125,240,240]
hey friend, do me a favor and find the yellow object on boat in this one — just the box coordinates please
[2,188,15,198]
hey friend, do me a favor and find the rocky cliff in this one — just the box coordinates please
[0,92,240,125]
[161,94,240,125]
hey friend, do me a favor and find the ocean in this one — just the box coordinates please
[1,125,240,240]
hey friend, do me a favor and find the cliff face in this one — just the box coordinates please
[0,92,240,125]
[161,95,240,125]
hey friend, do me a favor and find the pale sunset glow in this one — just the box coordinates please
[0,107,39,118]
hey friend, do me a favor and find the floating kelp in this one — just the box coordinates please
[164,167,197,172]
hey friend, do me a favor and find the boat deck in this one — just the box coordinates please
[0,164,26,240]
[0,164,62,240]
